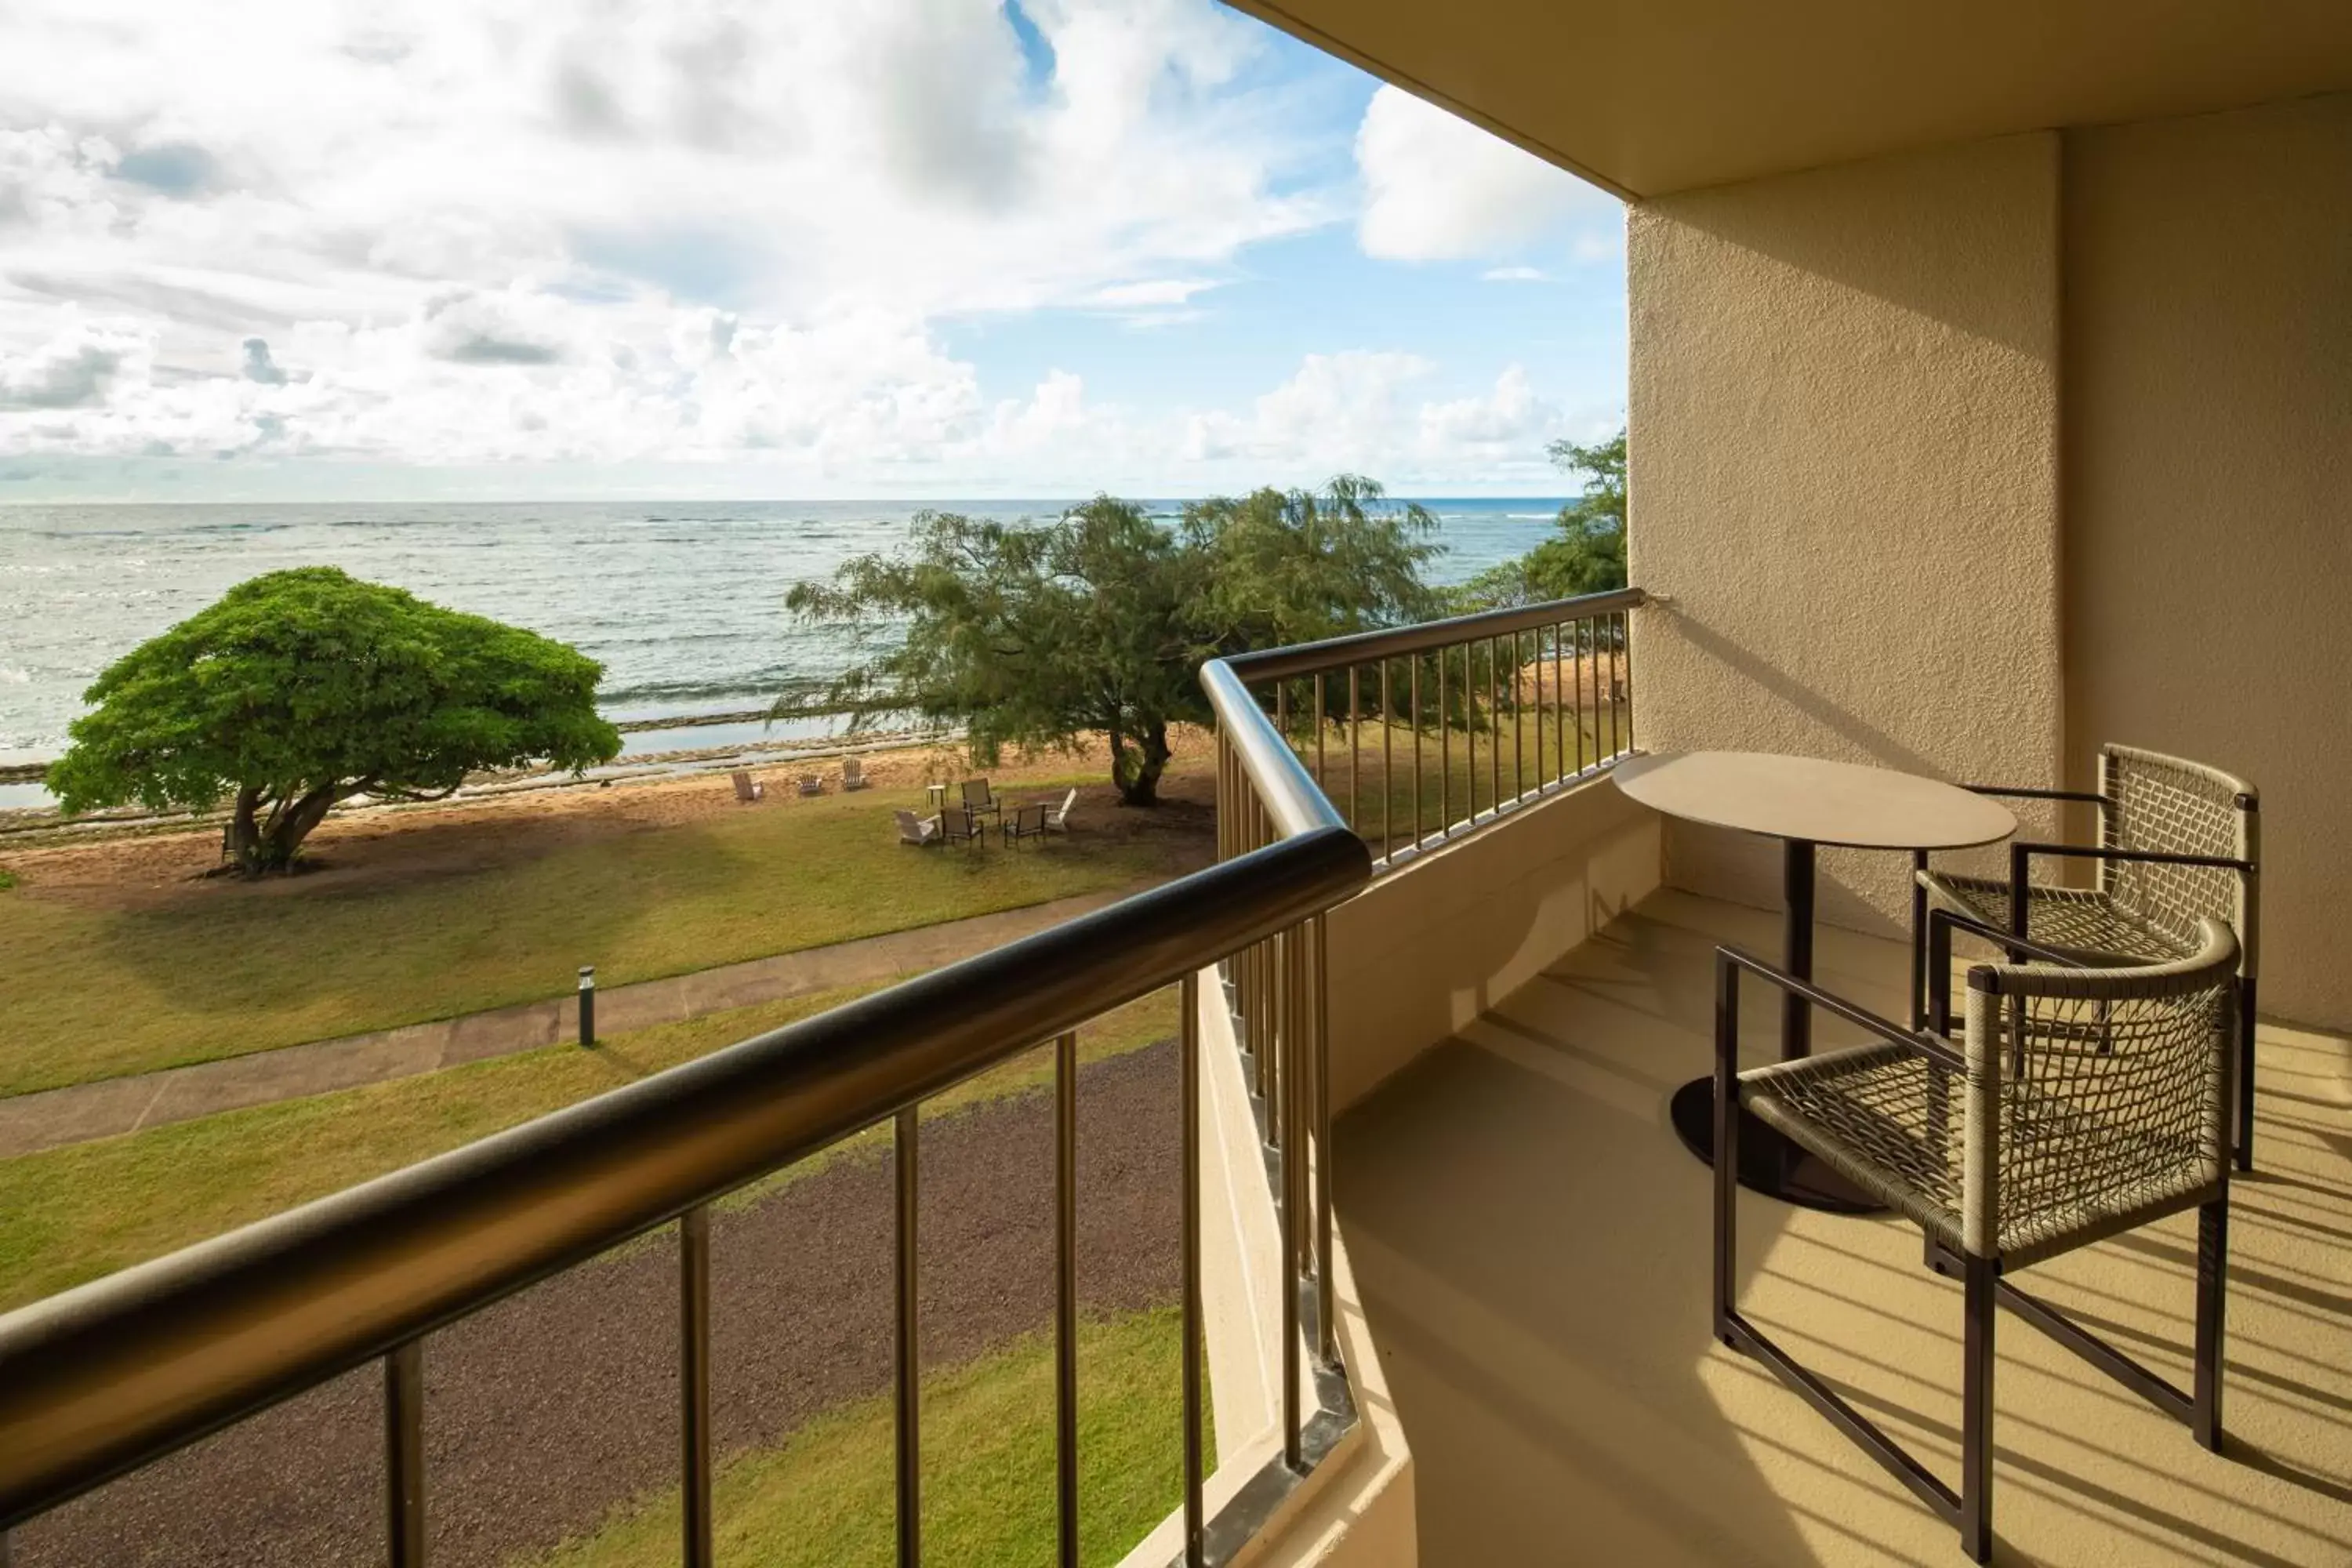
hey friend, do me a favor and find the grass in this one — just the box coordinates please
[1295,702,1628,857]
[0,775,1181,1098]
[527,1306,1207,1568]
[0,984,1178,1312]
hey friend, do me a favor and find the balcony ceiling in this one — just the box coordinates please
[1225,0,2352,198]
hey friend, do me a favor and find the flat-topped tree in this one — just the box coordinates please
[787,477,1437,807]
[47,567,622,874]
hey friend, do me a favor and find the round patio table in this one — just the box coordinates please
[1613,751,2016,1213]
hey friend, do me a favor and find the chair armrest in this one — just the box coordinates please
[2001,842,2254,948]
[1924,906,2088,1036]
[1715,946,1963,1075]
[2009,842,2255,876]
[1962,784,2110,808]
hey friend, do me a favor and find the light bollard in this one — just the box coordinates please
[578,966,596,1048]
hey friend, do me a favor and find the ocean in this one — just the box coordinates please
[0,498,1563,800]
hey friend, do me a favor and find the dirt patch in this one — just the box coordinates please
[15,1040,1185,1568]
[0,727,1218,914]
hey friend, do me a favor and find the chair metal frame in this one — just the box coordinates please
[1911,746,2259,1170]
[1716,909,2236,1563]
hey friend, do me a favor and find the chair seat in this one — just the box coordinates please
[1745,1042,2216,1266]
[1919,871,2198,965]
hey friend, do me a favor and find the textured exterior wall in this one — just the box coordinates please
[1323,778,1661,1112]
[1627,134,2066,934]
[2063,93,2352,1029]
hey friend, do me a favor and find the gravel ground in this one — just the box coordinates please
[16,1040,1181,1568]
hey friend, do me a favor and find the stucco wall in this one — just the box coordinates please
[2061,93,2352,1030]
[1626,133,2067,934]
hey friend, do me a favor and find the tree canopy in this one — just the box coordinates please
[1457,430,1627,609]
[786,477,1439,806]
[48,567,621,873]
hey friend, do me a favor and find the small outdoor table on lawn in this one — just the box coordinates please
[926,782,949,813]
[1613,750,2016,1214]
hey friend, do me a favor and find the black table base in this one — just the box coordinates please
[1669,1078,1885,1215]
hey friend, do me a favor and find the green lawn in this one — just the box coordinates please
[528,1307,1206,1568]
[0,775,1181,1098]
[1295,703,1627,857]
[0,985,1178,1311]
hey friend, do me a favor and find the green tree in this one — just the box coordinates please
[1457,429,1628,608]
[787,477,1439,807]
[48,568,622,874]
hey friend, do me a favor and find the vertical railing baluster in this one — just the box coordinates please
[1464,641,1477,824]
[681,1205,713,1568]
[895,1106,921,1568]
[1489,635,1501,815]
[1437,646,1450,837]
[1410,658,1422,852]
[1312,673,1325,794]
[1267,927,1284,1152]
[1281,924,1303,1471]
[1622,608,1636,753]
[1381,661,1393,865]
[1515,630,1527,805]
[1552,619,1566,786]
[1180,974,1205,1568]
[1054,1030,1080,1568]
[385,1341,424,1568]
[1347,666,1360,834]
[1614,611,1629,757]
[1275,681,1287,769]
[1312,913,1335,1367]
[1575,618,1589,776]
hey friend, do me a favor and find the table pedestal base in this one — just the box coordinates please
[1668,1078,1886,1216]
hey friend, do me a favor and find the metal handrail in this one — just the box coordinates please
[0,829,1371,1534]
[1221,586,1646,683]
[1210,587,1647,875]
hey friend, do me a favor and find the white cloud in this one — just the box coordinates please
[1086,279,1220,308]
[1480,266,1550,284]
[0,0,1338,472]
[1178,353,1609,489]
[1355,85,1619,263]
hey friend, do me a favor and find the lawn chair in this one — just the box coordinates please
[1715,910,2241,1562]
[797,774,824,797]
[842,757,870,791]
[1002,802,1049,848]
[1913,744,2259,1168]
[730,771,764,804]
[894,809,942,848]
[940,808,983,848]
[1043,787,1078,834]
[960,778,1001,822]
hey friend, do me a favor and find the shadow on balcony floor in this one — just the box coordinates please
[1337,888,2352,1566]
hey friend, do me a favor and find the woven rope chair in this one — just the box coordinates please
[1911,744,2259,1169]
[1713,912,2240,1563]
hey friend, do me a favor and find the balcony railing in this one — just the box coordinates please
[0,587,1639,1568]
[1212,587,1646,874]
[0,831,1368,1564]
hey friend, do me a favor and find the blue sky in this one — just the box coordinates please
[0,0,1625,500]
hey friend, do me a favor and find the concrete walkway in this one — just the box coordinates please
[0,887,1139,1158]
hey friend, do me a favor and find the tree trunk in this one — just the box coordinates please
[1112,724,1171,808]
[227,782,340,875]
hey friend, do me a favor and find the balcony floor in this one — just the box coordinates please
[1337,888,2352,1566]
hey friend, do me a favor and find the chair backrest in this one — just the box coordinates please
[1961,917,2238,1263]
[798,774,822,795]
[844,757,864,782]
[731,771,756,801]
[961,779,993,808]
[2098,745,2257,970]
[1053,787,1077,823]
[894,808,928,842]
